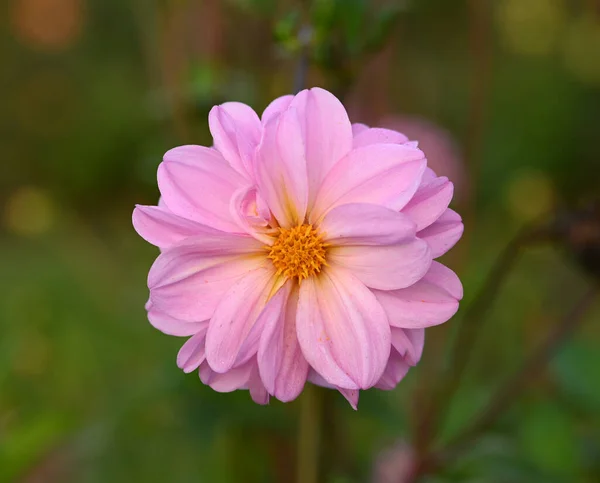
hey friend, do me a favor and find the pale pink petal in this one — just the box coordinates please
[328,239,431,291]
[418,209,464,258]
[352,123,369,136]
[422,167,437,182]
[205,268,276,373]
[261,94,294,125]
[287,88,353,207]
[338,388,359,410]
[258,282,308,402]
[375,351,411,390]
[391,328,424,366]
[177,326,209,373]
[423,261,463,300]
[319,203,416,246]
[148,235,266,321]
[209,102,262,178]
[311,144,426,222]
[229,186,274,244]
[147,309,206,336]
[373,278,459,328]
[199,359,254,392]
[255,106,308,227]
[296,267,391,389]
[401,177,454,231]
[158,146,247,232]
[133,205,216,250]
[307,369,334,388]
[352,128,409,148]
[248,362,270,405]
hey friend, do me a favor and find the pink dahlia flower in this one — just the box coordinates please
[133,88,463,408]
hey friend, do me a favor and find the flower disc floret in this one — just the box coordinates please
[267,224,328,281]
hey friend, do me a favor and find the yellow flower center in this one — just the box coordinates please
[267,224,328,281]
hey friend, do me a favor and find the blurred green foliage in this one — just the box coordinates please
[1,0,599,482]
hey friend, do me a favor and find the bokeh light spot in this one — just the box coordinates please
[4,186,56,237]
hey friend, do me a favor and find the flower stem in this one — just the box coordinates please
[297,384,324,483]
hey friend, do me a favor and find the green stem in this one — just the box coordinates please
[297,384,324,483]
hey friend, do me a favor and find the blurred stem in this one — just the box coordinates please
[297,384,324,483]
[429,286,598,466]
[416,225,541,455]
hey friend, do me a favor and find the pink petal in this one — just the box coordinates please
[423,261,463,300]
[261,94,294,125]
[177,326,209,373]
[258,282,309,402]
[401,177,454,231]
[327,239,432,291]
[158,146,247,232]
[205,268,276,373]
[352,128,409,148]
[352,123,369,136]
[287,88,353,207]
[199,359,254,392]
[133,205,216,250]
[147,308,206,336]
[296,267,391,390]
[311,144,426,222]
[307,369,334,388]
[209,102,262,178]
[248,362,270,405]
[229,186,274,244]
[148,234,266,321]
[373,277,460,328]
[319,203,416,246]
[375,351,411,390]
[338,387,359,410]
[418,209,464,258]
[391,328,424,366]
[255,107,308,227]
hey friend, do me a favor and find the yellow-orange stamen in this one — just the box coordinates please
[267,224,328,281]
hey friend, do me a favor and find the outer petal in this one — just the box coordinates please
[351,123,369,136]
[328,239,432,291]
[338,388,359,410]
[296,267,391,389]
[373,261,462,329]
[133,205,216,250]
[311,144,426,222]
[177,326,209,373]
[401,177,454,231]
[319,203,416,246]
[148,234,266,321]
[255,107,308,227]
[209,102,262,178]
[287,88,354,207]
[391,328,424,366]
[258,282,309,402]
[375,351,411,390]
[158,146,247,232]
[261,95,294,125]
[147,308,206,336]
[352,127,409,148]
[205,267,276,373]
[418,209,464,258]
[199,359,254,392]
[248,362,270,405]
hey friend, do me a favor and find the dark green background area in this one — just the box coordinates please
[1,1,599,482]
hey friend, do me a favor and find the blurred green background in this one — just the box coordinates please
[1,0,599,482]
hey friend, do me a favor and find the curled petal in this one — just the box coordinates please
[351,122,369,136]
[177,326,209,373]
[338,388,359,410]
[375,350,411,390]
[311,144,426,222]
[401,177,454,231]
[296,267,391,390]
[391,328,424,366]
[328,239,432,291]
[418,209,464,258]
[209,102,262,178]
[158,146,247,232]
[199,359,254,392]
